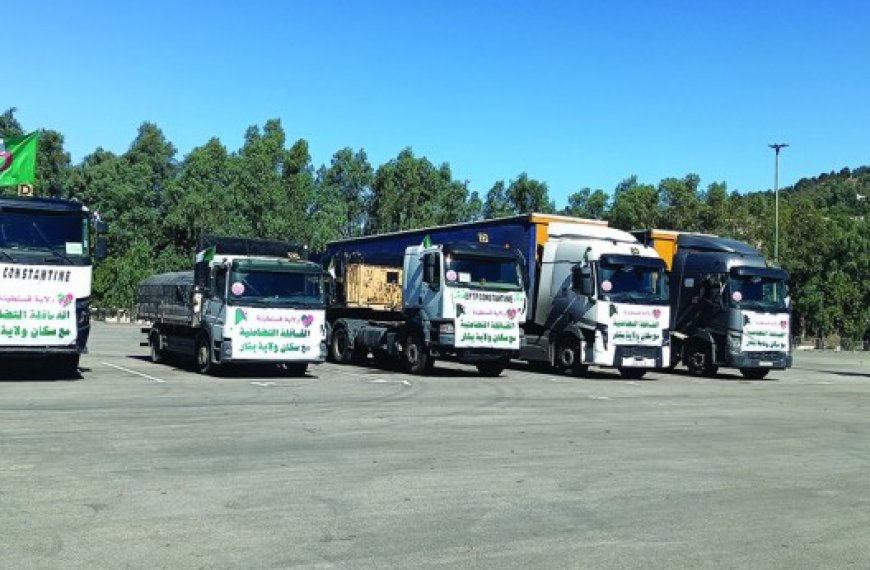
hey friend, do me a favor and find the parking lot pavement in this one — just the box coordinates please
[1,322,869,568]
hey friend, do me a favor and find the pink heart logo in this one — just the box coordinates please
[0,152,12,173]
[301,314,314,327]
[506,309,517,319]
[653,309,661,319]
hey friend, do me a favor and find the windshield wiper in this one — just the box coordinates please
[0,249,16,262]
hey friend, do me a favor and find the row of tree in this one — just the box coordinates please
[2,108,868,341]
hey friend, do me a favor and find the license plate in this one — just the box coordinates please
[622,357,655,368]
[759,361,773,367]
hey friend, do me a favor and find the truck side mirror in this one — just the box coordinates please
[94,237,108,261]
[94,219,108,234]
[571,265,594,296]
[423,253,440,289]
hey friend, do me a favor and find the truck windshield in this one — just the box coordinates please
[444,255,522,291]
[229,266,324,307]
[0,208,88,258]
[728,275,788,311]
[598,262,668,304]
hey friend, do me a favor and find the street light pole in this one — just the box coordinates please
[769,143,789,263]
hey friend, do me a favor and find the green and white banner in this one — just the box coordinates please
[227,307,324,360]
[610,304,667,346]
[453,290,523,350]
[0,264,92,346]
[741,311,789,352]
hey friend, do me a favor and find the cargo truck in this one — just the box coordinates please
[323,225,528,376]
[632,230,792,379]
[0,194,107,377]
[460,214,670,378]
[138,235,327,375]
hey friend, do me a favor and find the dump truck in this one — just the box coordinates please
[138,235,327,375]
[0,194,107,377]
[323,224,528,376]
[456,214,670,378]
[632,230,791,379]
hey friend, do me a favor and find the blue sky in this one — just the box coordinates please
[6,0,869,207]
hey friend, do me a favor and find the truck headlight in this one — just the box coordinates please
[439,322,454,334]
[662,329,671,347]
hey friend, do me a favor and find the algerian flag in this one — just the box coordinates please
[0,132,39,186]
[421,235,432,248]
[195,245,216,263]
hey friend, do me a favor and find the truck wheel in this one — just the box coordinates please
[285,363,308,377]
[618,368,646,380]
[404,331,434,375]
[555,337,588,376]
[331,326,353,364]
[740,368,769,380]
[149,331,164,364]
[686,343,717,377]
[53,354,80,379]
[477,360,507,377]
[196,335,215,375]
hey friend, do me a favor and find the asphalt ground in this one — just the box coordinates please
[1,322,869,568]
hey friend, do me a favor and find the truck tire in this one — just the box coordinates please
[740,368,769,380]
[149,331,164,364]
[331,326,353,364]
[555,337,588,376]
[477,360,507,377]
[618,368,646,380]
[53,354,80,379]
[196,335,216,375]
[285,363,308,377]
[686,342,717,377]
[404,330,434,375]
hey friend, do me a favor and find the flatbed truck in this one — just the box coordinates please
[138,235,327,375]
[324,224,528,376]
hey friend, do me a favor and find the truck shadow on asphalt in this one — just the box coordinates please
[125,354,319,378]
[0,363,83,382]
[799,369,870,379]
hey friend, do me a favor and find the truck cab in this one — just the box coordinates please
[0,195,106,376]
[634,231,792,379]
[529,223,670,378]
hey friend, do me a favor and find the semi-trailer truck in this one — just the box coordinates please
[461,214,670,378]
[0,194,107,377]
[138,235,327,375]
[632,230,792,379]
[323,225,527,376]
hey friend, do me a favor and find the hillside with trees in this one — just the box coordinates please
[2,108,868,344]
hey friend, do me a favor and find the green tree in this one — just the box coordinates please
[607,176,661,231]
[563,187,608,219]
[658,174,703,231]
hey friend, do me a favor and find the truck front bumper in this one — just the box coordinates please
[727,351,792,370]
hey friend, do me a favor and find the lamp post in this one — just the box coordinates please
[769,143,789,262]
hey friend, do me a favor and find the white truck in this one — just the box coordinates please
[500,215,671,379]
[0,195,107,377]
[324,226,527,376]
[138,235,327,375]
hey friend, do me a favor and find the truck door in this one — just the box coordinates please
[420,252,442,319]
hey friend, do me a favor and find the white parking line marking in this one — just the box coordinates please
[368,379,412,386]
[101,362,166,383]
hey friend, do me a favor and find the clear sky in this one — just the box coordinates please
[6,0,869,207]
